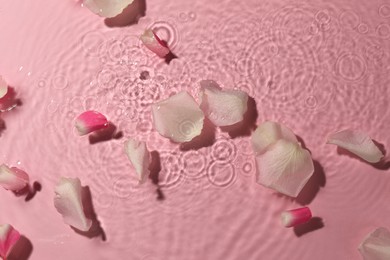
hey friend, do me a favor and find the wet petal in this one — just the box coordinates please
[0,76,8,99]
[0,224,20,259]
[327,129,384,163]
[359,227,390,260]
[280,207,312,228]
[0,164,29,192]
[140,29,170,58]
[251,121,298,155]
[199,80,248,126]
[255,139,314,197]
[124,138,151,184]
[75,110,109,136]
[83,0,134,18]
[54,177,92,232]
[152,91,204,143]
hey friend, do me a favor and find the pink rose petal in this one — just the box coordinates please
[0,224,20,259]
[199,80,248,127]
[280,207,312,228]
[0,76,8,99]
[255,139,314,197]
[83,0,134,18]
[359,227,390,260]
[327,129,384,163]
[75,110,109,136]
[251,121,298,156]
[54,177,92,232]
[152,91,205,143]
[125,138,151,184]
[140,29,171,58]
[0,164,29,192]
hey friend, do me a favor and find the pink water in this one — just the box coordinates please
[0,0,390,259]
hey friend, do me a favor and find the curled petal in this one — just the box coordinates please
[327,129,384,163]
[152,91,204,143]
[83,0,134,18]
[0,76,8,99]
[0,164,29,192]
[199,80,248,126]
[255,139,314,197]
[54,177,92,232]
[140,29,170,58]
[280,207,312,228]
[359,227,390,260]
[75,111,109,136]
[251,121,298,155]
[0,224,20,259]
[124,138,151,184]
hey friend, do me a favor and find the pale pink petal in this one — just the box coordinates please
[327,129,384,163]
[152,91,204,143]
[359,227,390,260]
[0,76,8,99]
[54,177,92,232]
[280,207,312,227]
[124,138,151,184]
[0,224,20,259]
[251,121,298,156]
[0,164,29,192]
[83,0,134,18]
[199,80,248,126]
[140,29,170,58]
[75,110,109,136]
[255,139,314,197]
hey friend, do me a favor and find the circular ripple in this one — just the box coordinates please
[97,68,118,90]
[233,154,256,177]
[376,23,390,39]
[158,151,184,189]
[379,4,390,18]
[52,74,68,90]
[81,31,105,57]
[339,10,360,30]
[315,9,331,25]
[357,23,369,34]
[207,161,236,188]
[148,20,179,50]
[179,150,207,179]
[336,53,367,81]
[211,138,237,163]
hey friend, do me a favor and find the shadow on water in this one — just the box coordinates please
[294,217,324,237]
[149,151,165,200]
[88,122,123,144]
[336,139,390,170]
[295,161,326,205]
[220,96,258,138]
[72,186,106,241]
[0,117,5,136]
[8,235,33,260]
[180,118,216,151]
[104,0,146,27]
[18,181,42,202]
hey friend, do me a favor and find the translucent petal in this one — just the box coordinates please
[83,0,134,18]
[124,138,151,184]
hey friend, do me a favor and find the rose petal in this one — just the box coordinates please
[0,76,8,99]
[0,224,20,259]
[251,121,298,155]
[280,207,312,228]
[327,129,384,163]
[124,138,151,184]
[75,110,109,136]
[199,80,248,126]
[54,177,92,232]
[152,91,205,143]
[359,227,390,260]
[0,164,29,192]
[140,29,170,58]
[83,0,134,18]
[255,139,314,197]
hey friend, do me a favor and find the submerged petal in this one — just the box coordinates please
[359,227,390,260]
[83,0,134,18]
[0,224,20,259]
[54,177,92,232]
[251,121,298,155]
[152,91,204,143]
[327,129,384,163]
[124,138,151,184]
[0,164,29,192]
[199,80,248,126]
[255,139,314,197]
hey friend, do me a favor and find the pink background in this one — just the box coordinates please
[0,0,390,259]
